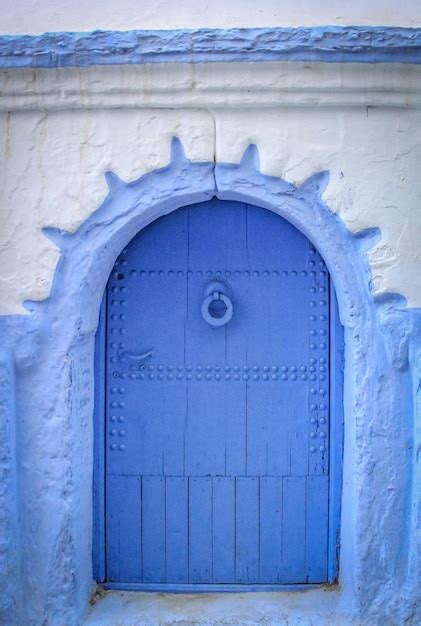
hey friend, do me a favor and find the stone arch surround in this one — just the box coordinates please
[0,138,419,625]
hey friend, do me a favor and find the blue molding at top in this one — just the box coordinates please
[0,26,421,68]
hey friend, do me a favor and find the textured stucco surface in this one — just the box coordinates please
[0,140,419,625]
[0,0,420,34]
[0,18,420,625]
[1,61,420,313]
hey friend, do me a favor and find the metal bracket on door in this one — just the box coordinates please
[118,348,156,362]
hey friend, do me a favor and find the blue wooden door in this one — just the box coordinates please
[104,199,330,588]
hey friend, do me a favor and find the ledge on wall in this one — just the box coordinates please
[0,26,421,68]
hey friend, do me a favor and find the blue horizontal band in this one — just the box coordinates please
[0,26,420,68]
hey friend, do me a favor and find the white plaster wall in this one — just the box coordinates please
[1,62,420,313]
[0,0,420,33]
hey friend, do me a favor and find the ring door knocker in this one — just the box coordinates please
[201,280,234,327]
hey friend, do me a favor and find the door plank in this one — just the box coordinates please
[305,476,329,582]
[212,477,235,582]
[236,477,259,583]
[281,476,306,582]
[106,475,142,582]
[165,477,189,583]
[142,476,166,582]
[259,477,283,583]
[189,477,213,583]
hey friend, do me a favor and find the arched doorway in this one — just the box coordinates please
[95,196,343,590]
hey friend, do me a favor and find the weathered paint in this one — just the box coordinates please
[0,140,419,624]
[1,26,421,68]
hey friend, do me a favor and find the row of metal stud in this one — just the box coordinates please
[309,247,328,455]
[113,268,327,278]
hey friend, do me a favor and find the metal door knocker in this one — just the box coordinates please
[201,280,233,327]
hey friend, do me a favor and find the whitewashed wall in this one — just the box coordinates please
[1,61,420,313]
[0,0,419,33]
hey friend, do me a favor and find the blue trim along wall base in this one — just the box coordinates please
[0,138,419,625]
[0,26,420,68]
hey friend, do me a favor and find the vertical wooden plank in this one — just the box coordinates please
[142,476,166,582]
[189,477,212,583]
[305,476,329,582]
[289,390,311,477]
[165,477,188,583]
[106,475,142,582]
[236,477,259,583]
[247,385,290,477]
[259,477,283,583]
[328,285,344,582]
[281,476,306,582]
[212,477,235,582]
[184,381,224,477]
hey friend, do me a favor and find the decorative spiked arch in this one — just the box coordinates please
[0,138,416,624]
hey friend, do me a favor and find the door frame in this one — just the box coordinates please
[92,215,344,591]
